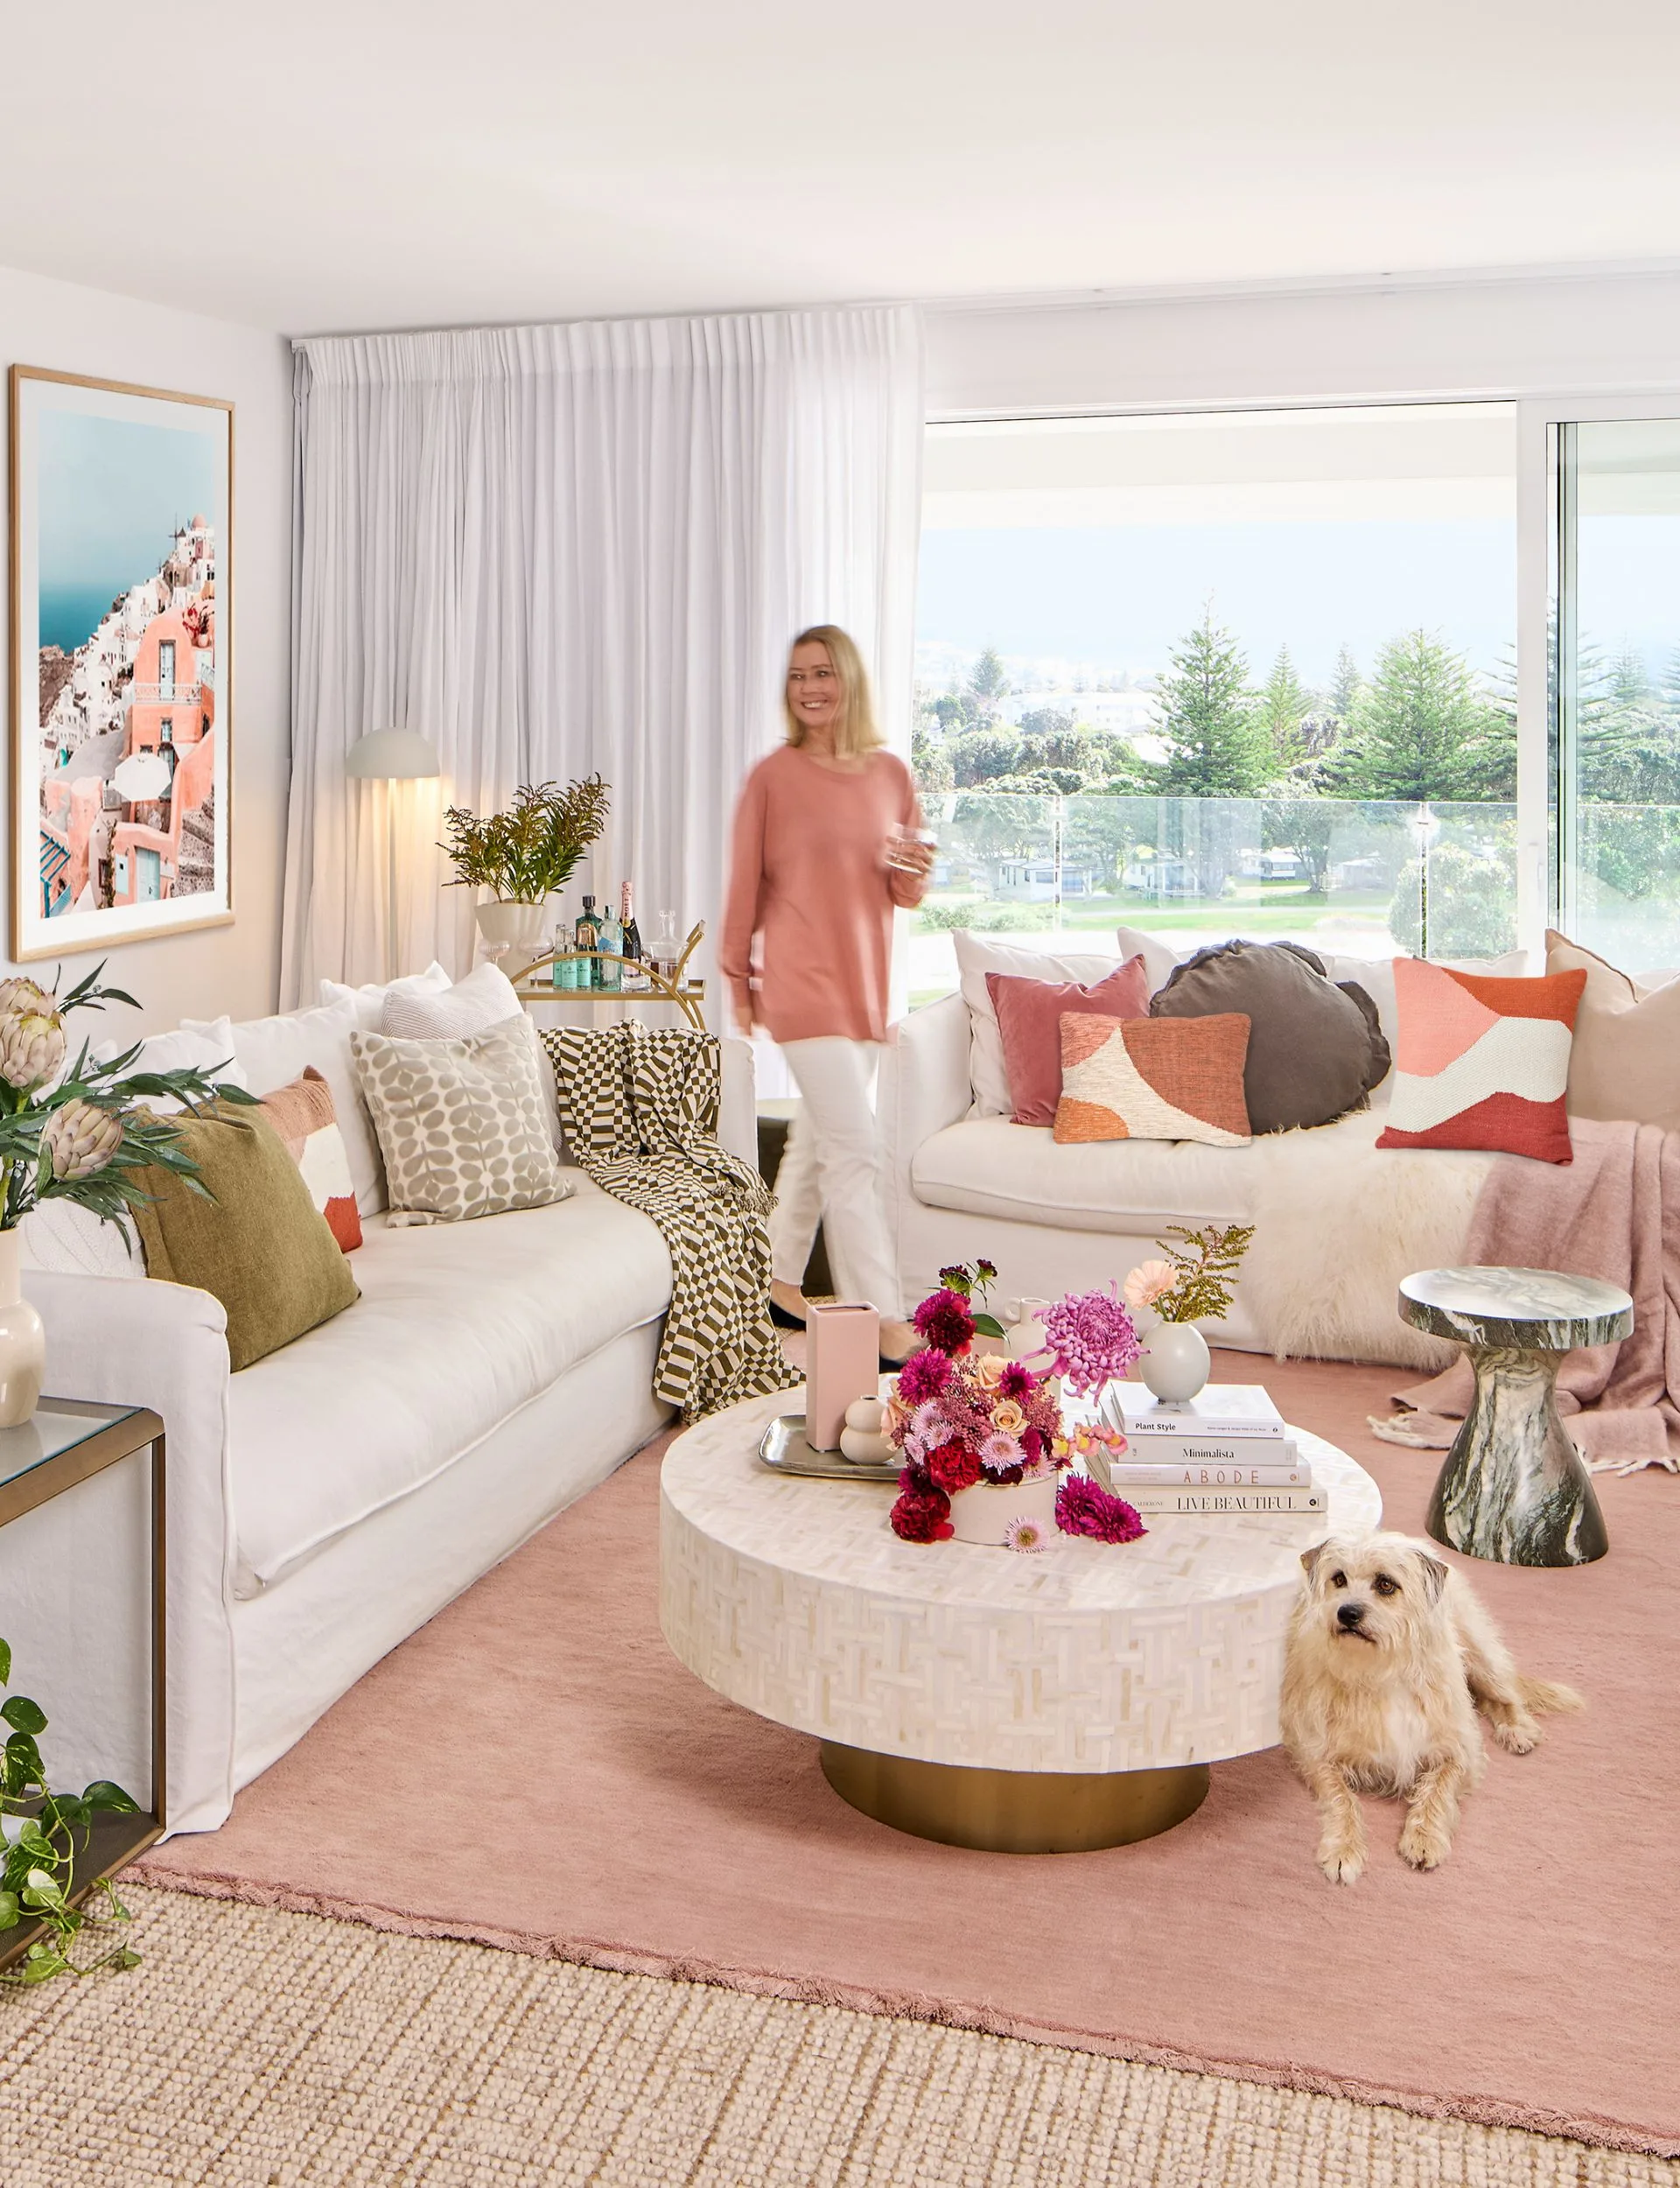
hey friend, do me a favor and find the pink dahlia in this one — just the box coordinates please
[1055,1472,1146,1545]
[891,1478,954,1544]
[893,1347,953,1407]
[998,1361,1034,1399]
[914,1288,976,1357]
[1040,1284,1141,1396]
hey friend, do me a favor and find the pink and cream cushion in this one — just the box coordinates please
[1053,1011,1252,1147]
[1376,958,1586,1164]
[985,956,1151,1126]
[256,1068,363,1252]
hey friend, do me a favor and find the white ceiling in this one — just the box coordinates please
[4,1,1680,336]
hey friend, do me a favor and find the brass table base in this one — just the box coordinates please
[819,1742,1210,1854]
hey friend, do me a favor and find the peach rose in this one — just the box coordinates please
[971,1350,1009,1391]
[990,1399,1027,1436]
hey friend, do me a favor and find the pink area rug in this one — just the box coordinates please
[136,1351,1680,2156]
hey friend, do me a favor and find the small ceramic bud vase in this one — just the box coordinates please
[0,1229,46,1427]
[1137,1320,1211,1405]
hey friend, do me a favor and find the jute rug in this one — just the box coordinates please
[0,1885,1672,2187]
[136,1351,1680,2157]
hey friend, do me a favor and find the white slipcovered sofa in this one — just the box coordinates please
[26,986,755,1836]
[879,935,1510,1371]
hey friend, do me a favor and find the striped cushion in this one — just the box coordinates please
[1376,959,1586,1163]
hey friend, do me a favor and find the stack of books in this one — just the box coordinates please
[1094,1384,1323,1514]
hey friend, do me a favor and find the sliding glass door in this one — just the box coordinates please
[1551,418,1680,973]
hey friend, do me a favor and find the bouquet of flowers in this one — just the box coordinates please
[885,1278,1148,1548]
[1122,1223,1254,1325]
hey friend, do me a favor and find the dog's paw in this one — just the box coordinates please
[1398,1817,1451,1871]
[1317,1842,1364,1885]
[1490,1715,1539,1756]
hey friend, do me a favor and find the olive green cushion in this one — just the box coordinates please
[131,1108,360,1371]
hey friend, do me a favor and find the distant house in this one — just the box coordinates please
[997,858,1100,901]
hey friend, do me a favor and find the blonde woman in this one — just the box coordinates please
[721,626,932,1363]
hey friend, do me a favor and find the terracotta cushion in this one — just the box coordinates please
[1054,1012,1253,1147]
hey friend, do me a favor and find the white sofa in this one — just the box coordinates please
[28,997,756,1836]
[879,943,1503,1372]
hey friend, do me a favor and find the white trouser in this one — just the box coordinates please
[769,1037,901,1320]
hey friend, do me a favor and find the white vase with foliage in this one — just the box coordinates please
[440,776,611,970]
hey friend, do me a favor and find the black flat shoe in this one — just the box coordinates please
[879,1352,913,1373]
[769,1299,807,1330]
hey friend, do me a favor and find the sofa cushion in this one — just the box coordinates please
[955,930,1124,1118]
[225,1177,671,1591]
[1055,1010,1253,1147]
[1376,958,1586,1163]
[1149,939,1390,1132]
[986,957,1149,1126]
[912,1113,1272,1234]
[1547,929,1680,1132]
[258,1069,362,1252]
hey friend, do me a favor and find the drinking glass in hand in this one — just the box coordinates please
[883,824,937,874]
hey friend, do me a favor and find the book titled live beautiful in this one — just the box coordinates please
[1116,1486,1326,1516]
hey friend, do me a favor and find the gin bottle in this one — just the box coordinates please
[598,897,623,991]
[574,894,600,989]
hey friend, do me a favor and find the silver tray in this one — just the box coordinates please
[757,1413,900,1484]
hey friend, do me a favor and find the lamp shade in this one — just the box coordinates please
[345,728,439,781]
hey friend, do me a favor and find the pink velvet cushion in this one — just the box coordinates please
[986,957,1152,1126]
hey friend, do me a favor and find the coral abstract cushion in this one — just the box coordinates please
[985,957,1151,1126]
[1054,1013,1252,1147]
[1376,958,1586,1162]
[258,1067,362,1252]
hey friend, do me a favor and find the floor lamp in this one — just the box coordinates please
[345,728,440,982]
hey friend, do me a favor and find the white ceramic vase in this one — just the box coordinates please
[1137,1321,1211,1405]
[948,1469,1059,1547]
[474,899,550,963]
[0,1230,46,1428]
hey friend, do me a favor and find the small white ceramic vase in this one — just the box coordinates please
[948,1469,1059,1547]
[0,1230,46,1428]
[474,899,550,963]
[1137,1321,1211,1405]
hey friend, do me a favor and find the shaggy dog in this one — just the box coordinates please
[1280,1532,1582,1883]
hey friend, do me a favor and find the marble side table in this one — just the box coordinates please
[660,1390,1381,1855]
[1398,1266,1633,1567]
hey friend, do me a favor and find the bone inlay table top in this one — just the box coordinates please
[659,1390,1382,1776]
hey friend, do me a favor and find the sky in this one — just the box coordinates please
[37,410,219,653]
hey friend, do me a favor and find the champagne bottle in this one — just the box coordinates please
[620,880,647,992]
[574,894,600,990]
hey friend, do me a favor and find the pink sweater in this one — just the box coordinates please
[720,746,927,1044]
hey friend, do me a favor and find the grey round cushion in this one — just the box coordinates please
[1150,940,1391,1133]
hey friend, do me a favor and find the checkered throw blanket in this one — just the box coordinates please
[540,1024,799,1422]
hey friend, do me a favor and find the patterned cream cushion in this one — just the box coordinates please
[349,1016,572,1225]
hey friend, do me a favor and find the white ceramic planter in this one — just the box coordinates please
[948,1469,1059,1547]
[0,1230,46,1428]
[1138,1322,1212,1405]
[474,899,550,961]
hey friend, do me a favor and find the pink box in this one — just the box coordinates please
[805,1301,880,1450]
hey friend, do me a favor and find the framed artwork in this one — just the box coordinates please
[9,368,233,961]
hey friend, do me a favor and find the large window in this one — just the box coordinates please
[909,403,1520,1004]
[1552,419,1680,973]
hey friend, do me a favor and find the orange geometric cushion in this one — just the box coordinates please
[1376,959,1586,1164]
[257,1067,363,1250]
[1054,1013,1252,1146]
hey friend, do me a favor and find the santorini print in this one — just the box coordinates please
[9,368,233,961]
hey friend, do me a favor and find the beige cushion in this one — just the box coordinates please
[1546,930,1680,1132]
[350,1016,572,1225]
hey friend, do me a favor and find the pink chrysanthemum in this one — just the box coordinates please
[893,1347,953,1407]
[980,1431,1025,1476]
[1040,1284,1142,1396]
[1003,1516,1050,1554]
[914,1288,976,1357]
[1055,1472,1146,1545]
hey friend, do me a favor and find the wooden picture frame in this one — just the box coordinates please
[9,367,234,962]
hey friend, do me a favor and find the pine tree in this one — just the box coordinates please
[1260,647,1310,770]
[1334,629,1513,802]
[1154,608,1270,797]
[1330,643,1362,725]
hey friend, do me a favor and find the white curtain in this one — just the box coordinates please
[281,307,925,1006]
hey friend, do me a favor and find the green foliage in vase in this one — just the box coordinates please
[439,777,611,904]
[0,1634,142,1984]
[0,965,259,1235]
[1152,1223,1256,1324]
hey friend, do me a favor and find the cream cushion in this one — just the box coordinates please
[953,929,1123,1119]
[319,962,452,1029]
[1546,930,1680,1132]
[381,959,522,1040]
[225,1178,670,1593]
[351,1017,570,1225]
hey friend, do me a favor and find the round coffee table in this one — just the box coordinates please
[1399,1266,1633,1567]
[659,1392,1381,1855]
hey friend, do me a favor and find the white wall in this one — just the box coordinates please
[0,263,291,1037]
[925,268,1680,417]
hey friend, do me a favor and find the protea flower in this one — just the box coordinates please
[0,1006,66,1091]
[40,1098,124,1182]
[0,977,52,1020]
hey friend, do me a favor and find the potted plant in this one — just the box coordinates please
[439,776,611,958]
[1122,1223,1256,1403]
[0,965,257,1426]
